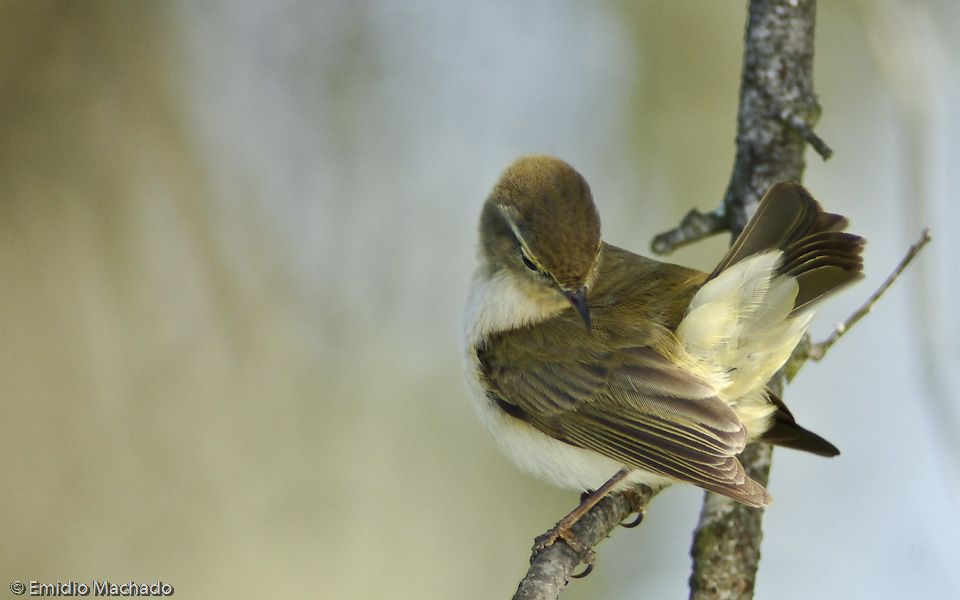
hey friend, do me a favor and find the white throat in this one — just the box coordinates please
[461,264,568,348]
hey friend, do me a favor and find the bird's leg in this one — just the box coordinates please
[533,468,633,558]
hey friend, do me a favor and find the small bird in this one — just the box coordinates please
[461,155,864,511]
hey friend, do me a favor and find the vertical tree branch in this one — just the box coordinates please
[689,1,820,599]
[510,2,824,598]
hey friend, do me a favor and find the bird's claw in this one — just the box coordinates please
[532,523,597,578]
[621,510,644,528]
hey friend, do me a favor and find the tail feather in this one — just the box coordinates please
[760,417,840,457]
[708,181,865,314]
[780,232,865,276]
[760,390,840,457]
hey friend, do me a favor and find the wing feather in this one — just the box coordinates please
[477,325,770,504]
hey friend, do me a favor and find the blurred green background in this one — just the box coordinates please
[2,1,958,598]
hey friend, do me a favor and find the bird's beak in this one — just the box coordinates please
[563,288,592,331]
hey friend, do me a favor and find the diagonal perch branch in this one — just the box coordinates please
[511,487,654,600]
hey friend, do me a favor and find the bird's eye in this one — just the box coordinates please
[521,252,539,272]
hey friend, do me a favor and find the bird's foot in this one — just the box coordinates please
[532,520,597,578]
[533,518,592,556]
[529,469,636,579]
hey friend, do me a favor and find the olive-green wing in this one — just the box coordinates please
[477,330,771,506]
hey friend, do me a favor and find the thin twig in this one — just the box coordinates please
[778,100,834,160]
[807,228,931,361]
[786,228,932,383]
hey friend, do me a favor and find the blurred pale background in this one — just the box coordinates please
[2,1,958,598]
